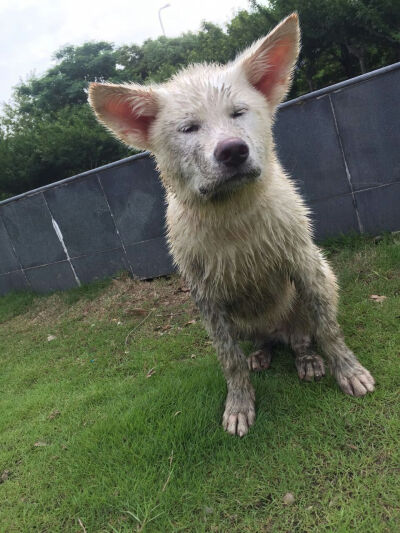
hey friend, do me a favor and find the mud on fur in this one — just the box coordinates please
[89,14,375,437]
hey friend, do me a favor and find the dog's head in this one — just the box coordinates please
[89,14,300,203]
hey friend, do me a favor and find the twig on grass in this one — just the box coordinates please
[372,269,390,281]
[124,309,155,350]
[162,450,174,492]
[78,518,87,533]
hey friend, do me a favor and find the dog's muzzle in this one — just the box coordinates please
[198,166,261,198]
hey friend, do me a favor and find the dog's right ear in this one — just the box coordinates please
[88,83,158,150]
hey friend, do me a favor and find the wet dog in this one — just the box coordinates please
[89,14,375,436]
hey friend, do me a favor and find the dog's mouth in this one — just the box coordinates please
[198,167,262,199]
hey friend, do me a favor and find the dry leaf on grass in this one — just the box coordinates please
[329,496,339,508]
[125,308,148,316]
[78,517,87,533]
[176,286,190,293]
[34,441,48,447]
[146,368,156,378]
[48,409,61,420]
[47,334,56,342]
[1,470,10,483]
[369,294,387,303]
[283,492,295,505]
[184,320,196,326]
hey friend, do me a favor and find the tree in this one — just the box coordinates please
[0,105,131,197]
[16,42,118,115]
[261,0,400,88]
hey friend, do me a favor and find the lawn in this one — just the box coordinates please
[0,234,399,532]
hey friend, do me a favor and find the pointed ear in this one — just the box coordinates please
[237,13,300,110]
[88,83,159,150]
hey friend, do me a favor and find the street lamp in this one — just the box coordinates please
[158,3,170,37]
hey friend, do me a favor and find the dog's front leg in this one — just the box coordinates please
[195,297,255,436]
[291,246,375,397]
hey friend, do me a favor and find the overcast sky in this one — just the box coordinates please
[0,0,252,105]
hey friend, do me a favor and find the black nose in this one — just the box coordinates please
[214,137,249,167]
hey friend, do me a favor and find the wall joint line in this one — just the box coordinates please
[328,94,364,233]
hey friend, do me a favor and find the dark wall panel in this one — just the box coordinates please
[25,261,78,293]
[99,157,166,246]
[274,95,352,203]
[71,248,130,284]
[125,237,175,279]
[310,194,360,241]
[44,175,121,257]
[331,69,400,191]
[0,271,29,296]
[1,194,66,268]
[0,216,20,274]
[356,182,400,234]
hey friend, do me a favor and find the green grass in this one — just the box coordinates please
[0,235,399,532]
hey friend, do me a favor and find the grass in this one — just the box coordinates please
[0,234,399,532]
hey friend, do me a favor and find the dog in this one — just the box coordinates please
[88,13,375,437]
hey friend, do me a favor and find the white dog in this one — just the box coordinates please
[89,14,375,437]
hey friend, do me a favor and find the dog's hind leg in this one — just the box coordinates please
[247,339,273,372]
[285,300,326,382]
[291,333,326,382]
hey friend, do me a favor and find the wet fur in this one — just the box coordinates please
[89,14,375,437]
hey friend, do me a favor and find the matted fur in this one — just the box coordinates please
[89,14,375,437]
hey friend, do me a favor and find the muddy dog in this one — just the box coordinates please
[89,13,375,436]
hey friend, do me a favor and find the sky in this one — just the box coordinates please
[0,0,251,105]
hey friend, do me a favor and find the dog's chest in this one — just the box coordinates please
[169,208,293,318]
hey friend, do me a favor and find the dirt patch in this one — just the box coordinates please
[20,274,197,328]
[85,274,195,321]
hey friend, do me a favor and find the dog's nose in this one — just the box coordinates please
[214,138,249,167]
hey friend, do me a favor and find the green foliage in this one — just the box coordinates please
[1,0,399,199]
[0,104,131,196]
[16,42,117,114]
[266,0,400,92]
[0,290,37,323]
[60,277,113,305]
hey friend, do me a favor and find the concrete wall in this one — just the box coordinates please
[1,62,399,295]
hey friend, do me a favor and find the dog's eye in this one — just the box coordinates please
[180,124,200,133]
[231,108,247,118]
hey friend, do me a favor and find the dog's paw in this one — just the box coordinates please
[295,354,325,381]
[247,349,272,372]
[222,389,255,437]
[336,365,375,397]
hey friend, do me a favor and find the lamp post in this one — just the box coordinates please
[158,3,170,37]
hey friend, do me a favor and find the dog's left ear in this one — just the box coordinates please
[236,13,300,111]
